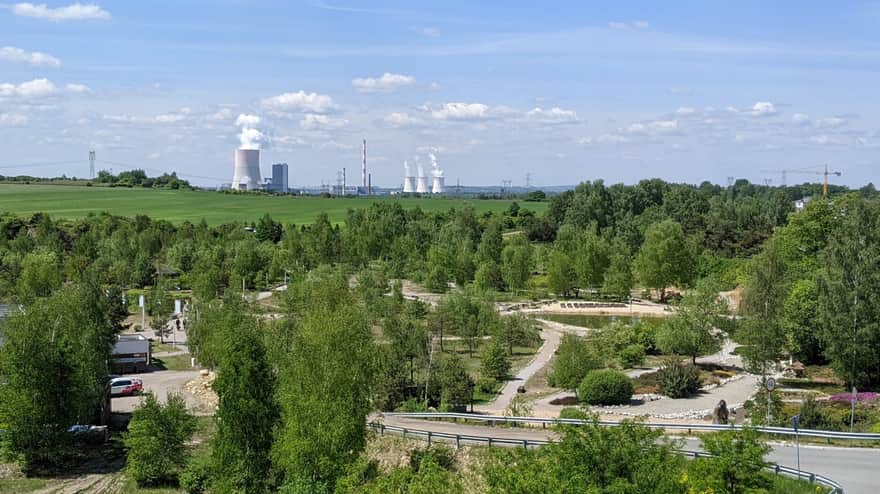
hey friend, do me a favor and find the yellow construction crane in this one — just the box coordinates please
[760,164,841,198]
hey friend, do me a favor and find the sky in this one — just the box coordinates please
[0,1,878,188]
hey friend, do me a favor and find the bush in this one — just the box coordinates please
[394,398,428,413]
[578,369,633,406]
[409,446,455,472]
[179,455,212,494]
[476,377,498,394]
[619,344,646,368]
[658,358,701,398]
[124,393,197,487]
[548,334,602,391]
[558,407,590,420]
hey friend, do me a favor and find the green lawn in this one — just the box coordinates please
[0,184,546,225]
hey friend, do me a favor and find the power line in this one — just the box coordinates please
[0,160,83,170]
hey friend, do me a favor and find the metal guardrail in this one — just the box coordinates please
[370,422,845,494]
[384,411,880,441]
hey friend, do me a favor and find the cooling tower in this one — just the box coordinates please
[403,176,416,193]
[232,149,261,190]
[416,176,429,194]
[431,176,445,194]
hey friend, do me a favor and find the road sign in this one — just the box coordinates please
[791,415,800,430]
[765,377,776,392]
[138,295,145,308]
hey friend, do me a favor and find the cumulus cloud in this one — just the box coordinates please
[526,106,579,124]
[0,78,57,98]
[208,108,234,121]
[431,102,491,120]
[352,72,416,93]
[0,46,61,67]
[383,112,422,127]
[261,90,336,114]
[11,2,111,22]
[626,119,678,134]
[299,113,348,130]
[750,101,777,116]
[235,114,260,126]
[0,113,29,126]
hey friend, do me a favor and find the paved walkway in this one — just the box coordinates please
[474,323,562,414]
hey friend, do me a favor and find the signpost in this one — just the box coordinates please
[138,294,145,331]
[791,414,801,472]
[765,377,776,425]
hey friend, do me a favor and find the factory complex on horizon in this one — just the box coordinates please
[227,138,445,196]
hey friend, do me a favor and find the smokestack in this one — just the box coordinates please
[362,139,367,189]
[368,173,372,195]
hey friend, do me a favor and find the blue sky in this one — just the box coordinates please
[0,1,878,188]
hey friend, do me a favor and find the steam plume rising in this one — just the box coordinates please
[236,113,263,149]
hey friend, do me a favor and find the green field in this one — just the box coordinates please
[0,184,546,225]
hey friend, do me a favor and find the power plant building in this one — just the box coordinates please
[232,149,261,190]
[269,163,289,193]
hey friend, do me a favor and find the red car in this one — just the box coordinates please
[109,377,143,397]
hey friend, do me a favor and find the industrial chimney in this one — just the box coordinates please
[361,139,367,190]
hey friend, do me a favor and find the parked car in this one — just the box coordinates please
[109,377,143,397]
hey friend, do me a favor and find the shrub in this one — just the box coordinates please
[409,446,455,472]
[476,377,498,394]
[124,392,197,487]
[658,358,701,398]
[798,395,823,429]
[179,455,212,494]
[394,399,428,413]
[558,407,590,420]
[578,369,633,406]
[619,344,646,368]
[548,334,602,391]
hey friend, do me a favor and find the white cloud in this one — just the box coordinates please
[526,106,579,124]
[383,112,421,127]
[261,90,336,114]
[817,116,846,128]
[0,113,29,125]
[235,114,260,126]
[0,46,61,67]
[431,102,490,120]
[420,27,441,37]
[352,72,416,93]
[299,113,348,130]
[676,106,695,115]
[750,101,777,116]
[0,78,57,98]
[208,108,234,121]
[792,113,810,124]
[65,83,90,93]
[810,135,844,145]
[626,119,678,134]
[11,2,111,22]
[633,20,650,29]
[154,113,185,123]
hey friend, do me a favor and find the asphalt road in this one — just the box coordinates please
[110,369,202,414]
[378,415,880,494]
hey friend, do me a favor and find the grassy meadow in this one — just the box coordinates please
[0,184,547,225]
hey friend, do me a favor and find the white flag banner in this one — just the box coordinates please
[174,299,182,315]
[138,295,145,308]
